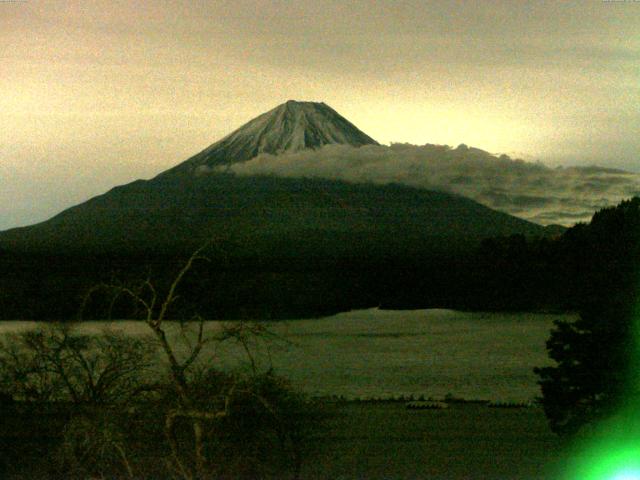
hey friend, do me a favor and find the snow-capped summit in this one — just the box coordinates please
[164,100,379,175]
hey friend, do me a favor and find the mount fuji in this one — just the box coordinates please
[0,100,545,256]
[0,100,558,319]
[162,100,378,175]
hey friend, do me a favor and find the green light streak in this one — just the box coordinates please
[568,444,640,479]
[612,470,640,480]
[560,296,640,480]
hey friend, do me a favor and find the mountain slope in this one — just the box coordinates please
[0,100,555,319]
[0,173,546,257]
[0,100,546,258]
[161,100,378,176]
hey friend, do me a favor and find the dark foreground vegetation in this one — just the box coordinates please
[0,382,315,479]
[0,320,318,480]
[533,197,640,444]
[0,398,561,480]
[0,252,322,480]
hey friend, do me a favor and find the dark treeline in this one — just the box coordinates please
[1,197,638,321]
[533,198,640,436]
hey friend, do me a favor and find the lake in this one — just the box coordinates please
[0,308,570,402]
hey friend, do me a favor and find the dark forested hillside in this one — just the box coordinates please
[0,172,549,320]
[0,173,545,256]
[1,196,638,321]
[466,197,640,312]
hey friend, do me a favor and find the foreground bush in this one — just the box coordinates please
[44,370,318,480]
[0,245,321,479]
[0,323,155,404]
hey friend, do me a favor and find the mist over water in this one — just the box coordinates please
[0,309,566,402]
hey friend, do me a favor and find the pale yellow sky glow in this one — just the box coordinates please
[1,0,639,229]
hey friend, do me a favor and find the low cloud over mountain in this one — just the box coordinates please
[216,143,640,226]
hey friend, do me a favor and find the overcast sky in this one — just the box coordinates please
[1,0,639,230]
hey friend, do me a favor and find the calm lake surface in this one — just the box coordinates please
[0,308,572,402]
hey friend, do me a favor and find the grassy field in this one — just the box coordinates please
[0,399,565,479]
[0,309,562,403]
[303,401,564,480]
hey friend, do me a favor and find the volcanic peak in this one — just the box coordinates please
[163,100,379,175]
